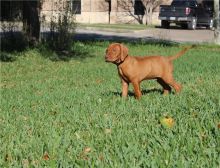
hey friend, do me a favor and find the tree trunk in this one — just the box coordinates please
[148,7,153,25]
[23,0,40,45]
[214,0,220,44]
[144,3,153,25]
[143,12,147,25]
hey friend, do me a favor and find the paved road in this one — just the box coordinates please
[75,27,215,43]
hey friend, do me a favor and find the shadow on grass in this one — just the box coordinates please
[104,88,163,98]
[1,29,180,62]
[0,52,17,62]
[37,41,95,62]
[0,29,97,62]
[74,32,179,47]
[0,33,95,62]
[0,32,28,62]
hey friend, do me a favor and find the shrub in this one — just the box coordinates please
[41,0,76,53]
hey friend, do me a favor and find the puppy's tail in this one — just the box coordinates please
[168,45,195,61]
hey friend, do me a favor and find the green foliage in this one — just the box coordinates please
[41,0,76,53]
[78,23,151,31]
[1,42,220,167]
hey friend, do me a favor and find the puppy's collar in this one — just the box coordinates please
[116,55,128,66]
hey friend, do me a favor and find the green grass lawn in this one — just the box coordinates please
[1,42,220,167]
[78,23,151,31]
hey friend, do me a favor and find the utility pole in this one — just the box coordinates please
[214,0,220,44]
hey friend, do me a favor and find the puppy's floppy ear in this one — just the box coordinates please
[120,44,128,62]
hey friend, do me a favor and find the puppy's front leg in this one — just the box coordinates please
[132,81,142,99]
[121,79,129,98]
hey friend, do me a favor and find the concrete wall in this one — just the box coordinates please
[75,12,109,23]
[41,0,172,24]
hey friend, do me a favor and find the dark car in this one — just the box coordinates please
[159,0,214,29]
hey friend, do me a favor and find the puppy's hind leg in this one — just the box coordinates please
[162,76,182,94]
[157,78,172,95]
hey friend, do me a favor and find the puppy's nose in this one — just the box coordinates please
[105,55,110,62]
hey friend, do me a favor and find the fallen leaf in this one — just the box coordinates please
[77,147,92,161]
[160,117,175,128]
[200,132,207,141]
[96,79,103,84]
[84,147,91,154]
[43,152,50,161]
[22,116,28,121]
[5,154,12,162]
[22,159,29,168]
[31,160,40,167]
[191,112,198,118]
[78,155,89,160]
[104,114,109,118]
[99,154,104,161]
[218,123,220,129]
[105,128,112,134]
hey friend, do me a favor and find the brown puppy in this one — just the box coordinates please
[105,43,192,99]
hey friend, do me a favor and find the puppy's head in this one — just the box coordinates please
[105,43,128,65]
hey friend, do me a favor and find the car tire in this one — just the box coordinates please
[181,23,188,29]
[161,20,170,29]
[188,17,197,30]
[206,18,213,30]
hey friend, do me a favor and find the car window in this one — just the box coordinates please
[171,1,186,6]
[189,1,197,7]
[171,0,196,7]
[203,1,213,8]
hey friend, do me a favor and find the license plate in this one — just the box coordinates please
[170,17,176,20]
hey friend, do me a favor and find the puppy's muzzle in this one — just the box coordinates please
[105,55,110,62]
